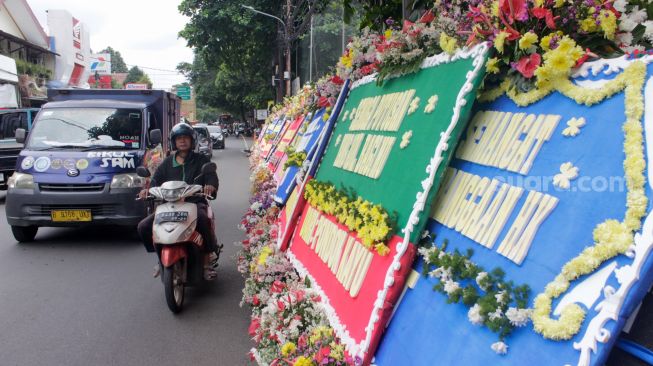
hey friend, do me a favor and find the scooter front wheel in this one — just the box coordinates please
[163,261,185,313]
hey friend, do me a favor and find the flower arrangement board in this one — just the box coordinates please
[269,114,308,181]
[273,108,327,203]
[276,84,350,252]
[374,56,653,366]
[286,44,489,364]
[259,117,288,160]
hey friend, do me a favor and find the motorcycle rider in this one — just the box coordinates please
[137,123,220,278]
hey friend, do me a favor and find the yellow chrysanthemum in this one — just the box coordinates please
[540,34,553,51]
[375,243,391,256]
[439,33,457,55]
[494,31,509,54]
[519,32,538,50]
[281,342,297,357]
[486,57,500,74]
[554,0,565,7]
[580,17,598,33]
[491,1,500,17]
[600,10,617,40]
[533,0,544,6]
[293,356,313,366]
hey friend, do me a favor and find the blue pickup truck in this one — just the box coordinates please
[5,89,180,242]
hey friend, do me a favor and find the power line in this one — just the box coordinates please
[124,63,184,74]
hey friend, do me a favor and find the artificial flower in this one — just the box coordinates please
[518,32,538,50]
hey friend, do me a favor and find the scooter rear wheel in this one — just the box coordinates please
[163,261,185,313]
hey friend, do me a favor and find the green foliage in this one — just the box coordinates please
[420,238,531,341]
[15,59,52,79]
[283,148,307,170]
[98,46,128,73]
[124,66,146,84]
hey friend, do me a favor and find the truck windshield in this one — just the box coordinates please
[27,108,143,150]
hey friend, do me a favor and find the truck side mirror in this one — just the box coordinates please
[149,129,162,146]
[15,128,26,143]
[136,166,151,178]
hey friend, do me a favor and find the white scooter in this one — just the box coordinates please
[136,163,218,313]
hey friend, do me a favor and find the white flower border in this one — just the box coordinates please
[564,57,653,366]
[286,42,489,360]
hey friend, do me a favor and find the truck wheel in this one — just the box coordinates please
[11,226,38,242]
[163,261,185,313]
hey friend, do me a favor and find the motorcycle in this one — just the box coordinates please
[136,163,218,313]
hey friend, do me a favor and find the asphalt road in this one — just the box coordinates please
[0,137,253,366]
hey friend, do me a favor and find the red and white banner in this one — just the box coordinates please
[287,203,416,364]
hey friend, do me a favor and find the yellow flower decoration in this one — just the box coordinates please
[486,57,500,74]
[384,29,393,39]
[257,246,273,265]
[439,33,458,55]
[600,10,617,40]
[518,32,538,51]
[293,356,313,366]
[281,342,297,357]
[494,31,509,54]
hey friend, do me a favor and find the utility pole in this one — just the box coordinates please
[241,4,291,96]
[285,0,291,96]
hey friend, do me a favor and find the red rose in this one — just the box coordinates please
[270,280,285,293]
[248,318,260,336]
[252,295,260,306]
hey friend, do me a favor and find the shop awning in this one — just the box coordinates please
[0,30,59,56]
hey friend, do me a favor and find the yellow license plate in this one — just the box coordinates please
[51,210,92,222]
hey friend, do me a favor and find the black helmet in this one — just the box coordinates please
[170,123,196,149]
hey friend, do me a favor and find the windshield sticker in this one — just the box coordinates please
[87,151,135,158]
[50,159,62,169]
[33,157,51,172]
[63,159,76,170]
[129,113,140,119]
[76,159,89,170]
[21,156,34,170]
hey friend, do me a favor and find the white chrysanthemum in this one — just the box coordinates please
[619,18,637,32]
[443,280,460,295]
[491,341,508,355]
[645,21,653,42]
[488,307,503,321]
[505,307,532,327]
[613,0,627,12]
[428,267,444,279]
[475,272,489,289]
[467,304,484,325]
[495,290,508,304]
[630,8,648,23]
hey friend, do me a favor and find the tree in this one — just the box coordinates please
[124,66,146,84]
[99,46,128,73]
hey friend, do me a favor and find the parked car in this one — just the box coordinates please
[206,125,225,149]
[0,108,39,190]
[193,125,212,159]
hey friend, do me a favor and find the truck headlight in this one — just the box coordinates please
[8,172,34,189]
[110,173,145,189]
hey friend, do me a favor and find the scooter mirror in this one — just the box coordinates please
[201,162,217,175]
[136,166,151,178]
[149,129,162,146]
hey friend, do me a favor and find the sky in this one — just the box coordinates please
[27,0,193,90]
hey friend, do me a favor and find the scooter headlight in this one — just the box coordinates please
[161,187,185,202]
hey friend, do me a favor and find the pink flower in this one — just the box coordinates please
[532,7,558,29]
[500,0,528,23]
[248,317,260,336]
[271,280,285,293]
[514,53,541,78]
[252,295,260,306]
